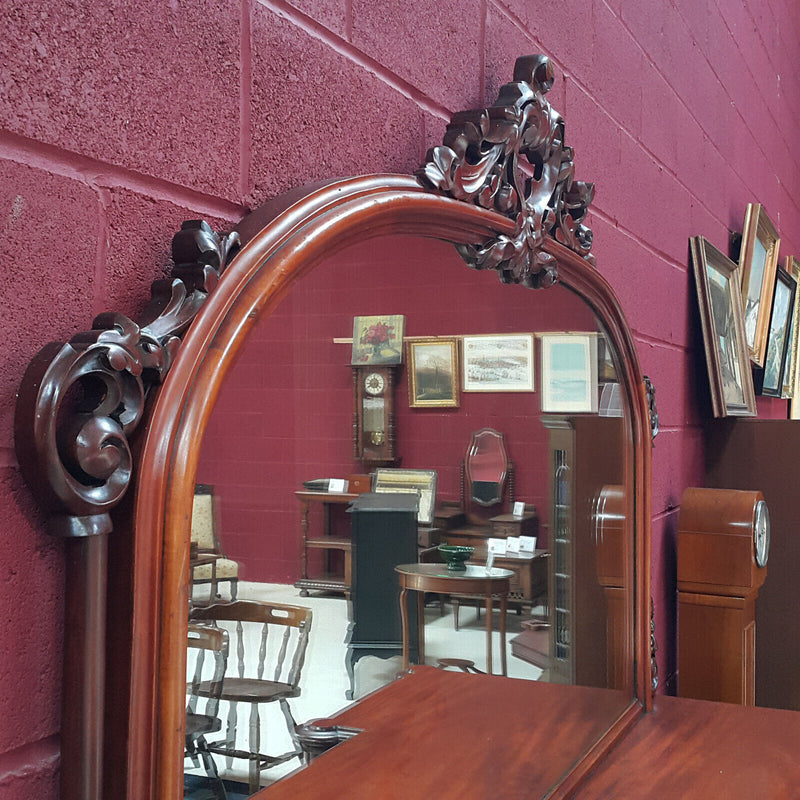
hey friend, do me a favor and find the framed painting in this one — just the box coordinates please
[462,334,534,392]
[539,332,599,413]
[782,256,800,403]
[739,203,780,367]
[757,266,797,397]
[690,236,756,417]
[351,315,405,364]
[406,338,459,408]
[372,468,438,525]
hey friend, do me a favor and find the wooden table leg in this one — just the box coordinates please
[399,584,410,671]
[485,593,493,675]
[416,591,425,665]
[499,593,507,676]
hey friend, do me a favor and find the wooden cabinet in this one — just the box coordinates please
[345,492,419,699]
[544,415,624,687]
[294,490,358,597]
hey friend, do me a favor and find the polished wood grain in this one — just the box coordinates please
[264,667,634,800]
[677,488,766,705]
[576,694,800,799]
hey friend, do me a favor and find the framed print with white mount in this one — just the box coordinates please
[690,236,756,417]
[739,203,780,367]
[462,333,534,392]
[539,332,599,413]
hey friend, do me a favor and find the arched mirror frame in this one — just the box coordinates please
[120,173,652,798]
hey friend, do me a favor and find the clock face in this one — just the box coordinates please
[364,372,386,396]
[754,499,770,568]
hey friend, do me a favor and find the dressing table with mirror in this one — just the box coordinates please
[15,54,800,800]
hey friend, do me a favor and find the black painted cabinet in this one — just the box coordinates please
[344,492,419,699]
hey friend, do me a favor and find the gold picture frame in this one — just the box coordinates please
[739,203,780,367]
[783,256,800,404]
[690,236,756,417]
[406,337,459,408]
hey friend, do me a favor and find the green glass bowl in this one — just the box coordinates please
[437,544,474,571]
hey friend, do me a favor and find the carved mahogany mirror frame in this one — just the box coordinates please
[16,55,652,799]
[140,188,652,798]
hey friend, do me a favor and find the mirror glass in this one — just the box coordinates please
[183,234,632,796]
[465,428,508,507]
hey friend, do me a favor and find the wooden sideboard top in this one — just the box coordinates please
[576,693,800,798]
[261,666,632,799]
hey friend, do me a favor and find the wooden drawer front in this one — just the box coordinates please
[492,521,518,537]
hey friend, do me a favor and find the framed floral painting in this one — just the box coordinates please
[351,315,405,365]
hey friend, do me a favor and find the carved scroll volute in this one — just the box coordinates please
[416,54,595,288]
[14,220,239,538]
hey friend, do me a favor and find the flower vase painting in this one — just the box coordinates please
[351,315,405,365]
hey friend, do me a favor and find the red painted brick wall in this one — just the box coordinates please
[197,236,598,580]
[2,0,799,793]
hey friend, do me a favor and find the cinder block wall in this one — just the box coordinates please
[1,1,798,793]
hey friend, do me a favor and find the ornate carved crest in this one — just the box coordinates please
[416,54,594,287]
[14,221,239,537]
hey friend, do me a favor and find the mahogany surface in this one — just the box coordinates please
[576,694,800,798]
[262,667,633,800]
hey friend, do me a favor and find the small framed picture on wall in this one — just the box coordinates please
[539,332,599,413]
[462,334,535,392]
[406,338,460,408]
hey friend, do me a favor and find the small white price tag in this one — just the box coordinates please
[512,501,525,518]
[487,537,507,555]
[519,536,537,553]
[328,478,346,493]
[506,537,520,553]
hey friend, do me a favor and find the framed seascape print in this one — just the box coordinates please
[739,203,780,367]
[539,333,599,413]
[351,315,405,365]
[406,338,459,408]
[782,256,800,403]
[462,333,534,392]
[690,236,756,417]
[757,266,797,397]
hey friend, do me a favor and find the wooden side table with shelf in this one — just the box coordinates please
[294,490,358,596]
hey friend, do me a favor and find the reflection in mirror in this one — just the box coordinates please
[184,235,631,796]
[465,428,508,507]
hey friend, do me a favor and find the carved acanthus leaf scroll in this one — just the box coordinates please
[14,220,239,538]
[416,54,594,288]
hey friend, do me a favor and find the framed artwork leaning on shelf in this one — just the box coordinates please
[757,266,797,397]
[739,203,780,367]
[690,236,756,417]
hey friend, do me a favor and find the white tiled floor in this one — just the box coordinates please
[188,581,543,792]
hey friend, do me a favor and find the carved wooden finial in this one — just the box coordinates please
[14,221,239,537]
[416,54,594,288]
